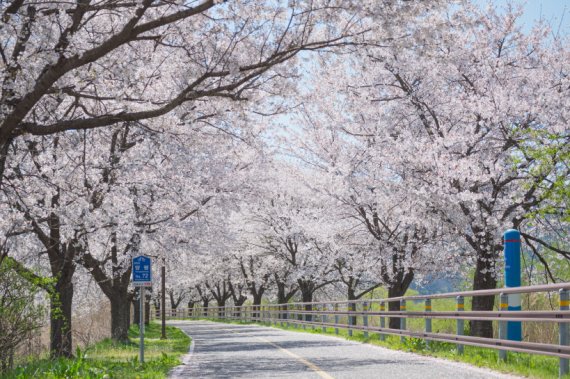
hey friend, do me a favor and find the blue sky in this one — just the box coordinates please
[476,0,570,35]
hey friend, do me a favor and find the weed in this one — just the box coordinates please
[1,324,190,379]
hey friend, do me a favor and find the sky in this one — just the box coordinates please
[476,0,570,35]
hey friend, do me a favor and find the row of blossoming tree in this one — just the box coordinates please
[0,0,568,367]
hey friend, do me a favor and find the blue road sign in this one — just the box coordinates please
[132,255,152,286]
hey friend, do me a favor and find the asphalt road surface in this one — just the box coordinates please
[168,320,519,379]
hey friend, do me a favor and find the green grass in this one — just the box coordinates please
[195,317,567,379]
[2,323,190,379]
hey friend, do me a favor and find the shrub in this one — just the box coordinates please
[0,260,46,372]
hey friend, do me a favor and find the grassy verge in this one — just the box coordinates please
[2,323,190,379]
[195,317,567,379]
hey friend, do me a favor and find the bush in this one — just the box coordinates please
[0,260,45,372]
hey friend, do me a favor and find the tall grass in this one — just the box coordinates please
[1,323,190,379]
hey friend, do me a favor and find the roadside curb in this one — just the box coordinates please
[168,329,195,379]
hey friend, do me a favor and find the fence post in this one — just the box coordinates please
[334,303,339,335]
[312,304,317,330]
[499,293,508,361]
[303,304,307,330]
[456,295,464,354]
[400,299,406,343]
[425,298,432,348]
[379,301,385,341]
[322,304,328,333]
[274,305,278,326]
[560,289,569,377]
[363,301,369,339]
[348,301,355,337]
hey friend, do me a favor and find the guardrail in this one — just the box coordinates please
[156,282,570,377]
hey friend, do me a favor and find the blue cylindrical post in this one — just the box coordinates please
[504,229,522,341]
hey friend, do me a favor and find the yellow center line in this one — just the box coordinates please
[223,328,334,379]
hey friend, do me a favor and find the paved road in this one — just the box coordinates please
[168,321,519,379]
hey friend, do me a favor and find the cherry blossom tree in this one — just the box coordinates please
[0,0,384,188]
[297,4,570,337]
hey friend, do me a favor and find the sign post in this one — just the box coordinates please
[132,255,152,363]
[504,229,522,341]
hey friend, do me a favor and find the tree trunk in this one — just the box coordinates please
[202,299,209,317]
[300,286,313,322]
[77,241,134,343]
[233,297,246,318]
[187,301,195,317]
[387,270,414,330]
[127,292,134,330]
[216,299,225,318]
[470,253,498,338]
[0,137,13,189]
[50,275,74,358]
[348,288,357,327]
[109,290,131,343]
[145,297,150,325]
[276,281,297,321]
[252,293,263,320]
[133,296,141,326]
[297,280,315,323]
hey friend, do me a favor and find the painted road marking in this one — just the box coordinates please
[223,328,334,379]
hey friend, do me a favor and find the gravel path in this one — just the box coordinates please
[168,320,520,379]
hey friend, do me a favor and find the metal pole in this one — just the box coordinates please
[322,304,328,333]
[504,229,522,341]
[161,263,166,339]
[139,286,145,364]
[379,301,385,341]
[499,292,507,361]
[334,303,339,335]
[312,304,316,330]
[400,299,406,343]
[303,304,307,330]
[363,301,369,339]
[456,295,464,354]
[425,298,432,349]
[347,303,350,337]
[560,289,569,377]
[274,305,277,326]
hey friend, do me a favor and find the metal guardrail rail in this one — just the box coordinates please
[155,282,570,377]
